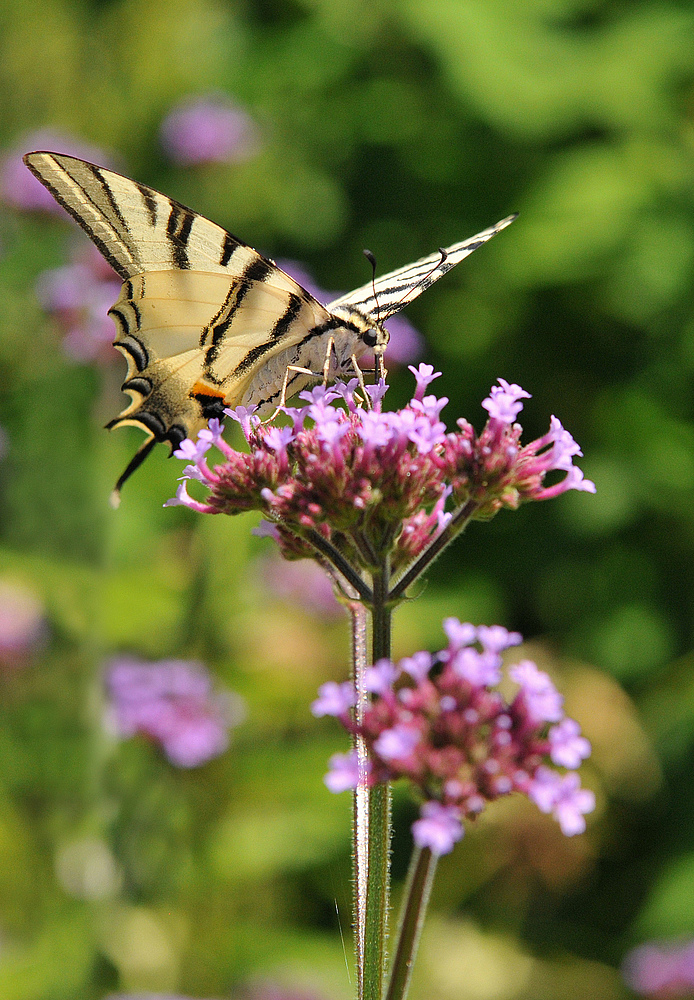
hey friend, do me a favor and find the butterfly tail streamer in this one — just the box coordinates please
[109,435,157,508]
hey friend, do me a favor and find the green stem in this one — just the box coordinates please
[385,847,438,1000]
[306,528,373,602]
[350,599,369,999]
[362,562,393,1000]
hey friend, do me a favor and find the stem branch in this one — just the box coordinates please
[385,847,438,1000]
[389,498,479,601]
[305,528,373,602]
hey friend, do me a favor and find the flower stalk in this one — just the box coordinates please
[165,366,597,1000]
[385,847,438,1000]
[361,559,393,1000]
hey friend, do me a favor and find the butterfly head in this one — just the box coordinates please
[360,322,390,357]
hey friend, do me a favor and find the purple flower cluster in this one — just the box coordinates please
[313,619,594,855]
[160,94,260,166]
[35,242,121,363]
[166,368,594,576]
[105,657,245,768]
[623,939,694,998]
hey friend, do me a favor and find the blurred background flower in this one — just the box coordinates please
[105,657,245,767]
[0,129,112,212]
[35,242,121,363]
[160,93,261,166]
[254,552,344,621]
[622,940,694,998]
[0,578,46,668]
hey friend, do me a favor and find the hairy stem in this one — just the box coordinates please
[362,561,393,1000]
[350,599,370,999]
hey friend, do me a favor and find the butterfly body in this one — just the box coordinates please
[23,150,516,496]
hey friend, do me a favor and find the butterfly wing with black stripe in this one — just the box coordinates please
[327,214,518,323]
[23,151,338,468]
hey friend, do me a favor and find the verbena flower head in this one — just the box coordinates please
[105,657,245,768]
[160,93,260,165]
[623,939,694,998]
[314,619,594,855]
[166,370,595,587]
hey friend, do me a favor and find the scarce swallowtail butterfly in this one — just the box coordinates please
[24,151,517,503]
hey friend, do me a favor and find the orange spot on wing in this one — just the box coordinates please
[192,381,226,398]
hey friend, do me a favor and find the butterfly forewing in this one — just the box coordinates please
[23,151,260,278]
[328,214,518,323]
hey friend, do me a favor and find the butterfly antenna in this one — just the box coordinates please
[109,435,157,508]
[363,249,380,324]
[391,246,448,314]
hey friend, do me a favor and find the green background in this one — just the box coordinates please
[1,1,693,997]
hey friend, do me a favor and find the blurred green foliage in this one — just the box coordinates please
[1,0,694,997]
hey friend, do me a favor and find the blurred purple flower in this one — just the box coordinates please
[35,242,121,364]
[105,657,245,768]
[325,749,367,793]
[412,801,464,855]
[311,681,356,718]
[160,94,260,166]
[279,259,424,367]
[2,130,112,213]
[623,939,694,998]
[256,551,343,619]
[236,983,332,1000]
[0,579,46,668]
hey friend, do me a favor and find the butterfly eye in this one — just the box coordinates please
[362,329,379,348]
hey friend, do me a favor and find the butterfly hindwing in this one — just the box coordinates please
[108,267,335,442]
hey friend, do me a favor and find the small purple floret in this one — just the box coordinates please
[548,718,591,768]
[311,681,356,717]
[324,750,366,792]
[510,660,564,723]
[412,801,464,855]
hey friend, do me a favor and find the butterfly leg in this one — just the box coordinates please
[321,336,336,385]
[349,354,372,409]
[267,363,319,419]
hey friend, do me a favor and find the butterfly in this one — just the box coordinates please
[24,151,516,501]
